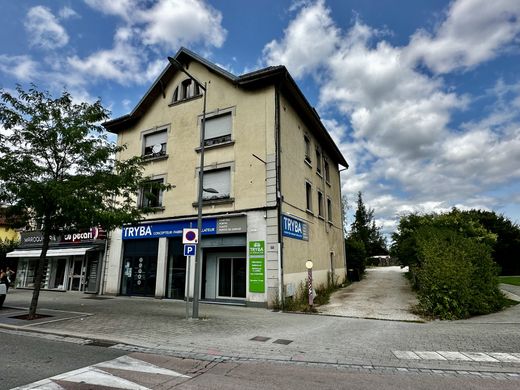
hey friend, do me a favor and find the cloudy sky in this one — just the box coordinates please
[1,0,519,235]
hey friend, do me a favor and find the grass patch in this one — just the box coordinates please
[499,276,520,286]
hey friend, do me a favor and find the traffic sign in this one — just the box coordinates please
[184,244,197,257]
[182,228,199,244]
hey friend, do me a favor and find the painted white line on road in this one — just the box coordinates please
[414,351,447,360]
[96,355,190,377]
[11,379,66,390]
[53,366,149,390]
[488,353,520,363]
[394,350,520,363]
[11,355,191,390]
[461,352,499,362]
[437,351,473,361]
[393,351,420,360]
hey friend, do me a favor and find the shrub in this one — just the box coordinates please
[415,227,505,319]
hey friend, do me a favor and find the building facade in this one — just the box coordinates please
[102,48,348,307]
[7,228,106,293]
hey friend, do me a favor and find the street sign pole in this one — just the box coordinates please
[185,256,191,319]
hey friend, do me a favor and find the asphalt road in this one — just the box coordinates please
[2,331,519,390]
[0,329,126,389]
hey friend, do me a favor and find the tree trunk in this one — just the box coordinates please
[28,221,51,319]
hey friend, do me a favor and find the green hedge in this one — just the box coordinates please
[415,227,504,319]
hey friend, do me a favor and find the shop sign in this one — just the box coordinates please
[216,216,247,234]
[20,231,58,246]
[122,215,247,240]
[249,241,265,293]
[62,227,106,243]
[122,219,217,240]
[281,214,308,241]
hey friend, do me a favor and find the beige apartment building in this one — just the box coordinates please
[102,48,348,307]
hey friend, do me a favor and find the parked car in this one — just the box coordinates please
[0,282,6,308]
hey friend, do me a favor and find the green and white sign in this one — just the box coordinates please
[249,241,265,293]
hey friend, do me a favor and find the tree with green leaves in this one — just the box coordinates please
[349,192,387,256]
[0,85,168,319]
[345,192,387,279]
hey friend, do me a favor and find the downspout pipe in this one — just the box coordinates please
[275,83,284,308]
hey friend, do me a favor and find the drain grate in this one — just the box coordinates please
[87,340,118,348]
[273,339,293,345]
[250,336,271,342]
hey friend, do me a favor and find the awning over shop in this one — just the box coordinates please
[6,247,95,258]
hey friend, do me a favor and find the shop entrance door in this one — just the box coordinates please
[123,256,157,296]
[217,257,246,299]
[68,258,84,291]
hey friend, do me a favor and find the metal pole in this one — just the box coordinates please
[185,256,191,319]
[192,81,207,319]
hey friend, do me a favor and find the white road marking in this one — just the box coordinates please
[414,351,447,360]
[53,366,149,390]
[436,351,473,361]
[393,350,520,363]
[11,355,191,390]
[461,352,499,362]
[95,355,190,377]
[488,353,520,363]
[393,351,421,360]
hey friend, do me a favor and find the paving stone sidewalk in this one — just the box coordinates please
[1,288,520,375]
[318,266,422,321]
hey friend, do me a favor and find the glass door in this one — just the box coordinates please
[217,257,246,299]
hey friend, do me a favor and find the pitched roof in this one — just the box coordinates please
[103,47,348,167]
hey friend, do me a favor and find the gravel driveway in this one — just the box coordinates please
[318,266,422,322]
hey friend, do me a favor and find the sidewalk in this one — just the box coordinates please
[318,266,422,322]
[1,288,520,375]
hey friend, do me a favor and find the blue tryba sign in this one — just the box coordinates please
[122,219,217,240]
[281,214,308,241]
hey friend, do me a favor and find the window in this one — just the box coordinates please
[202,168,231,200]
[318,191,324,218]
[304,136,311,163]
[324,160,330,184]
[143,130,167,157]
[327,198,333,223]
[305,181,312,212]
[204,113,232,146]
[316,149,322,175]
[172,79,201,103]
[140,179,164,208]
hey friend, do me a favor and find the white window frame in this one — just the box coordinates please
[304,135,311,164]
[305,181,313,212]
[202,167,232,200]
[317,190,324,218]
[139,177,165,209]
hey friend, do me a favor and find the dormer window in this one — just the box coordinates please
[172,78,201,103]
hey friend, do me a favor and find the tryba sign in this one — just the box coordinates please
[281,214,308,241]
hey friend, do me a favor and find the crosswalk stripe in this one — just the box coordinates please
[461,352,499,362]
[95,355,190,377]
[12,355,191,390]
[393,350,520,363]
[53,367,149,390]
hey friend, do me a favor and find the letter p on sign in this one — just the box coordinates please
[183,228,199,244]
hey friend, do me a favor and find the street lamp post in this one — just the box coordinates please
[168,56,207,319]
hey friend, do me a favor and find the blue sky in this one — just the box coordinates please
[1,0,519,236]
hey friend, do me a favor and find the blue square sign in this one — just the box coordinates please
[184,244,197,257]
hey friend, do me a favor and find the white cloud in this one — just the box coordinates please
[0,55,38,81]
[24,6,69,50]
[59,6,79,20]
[404,0,520,74]
[83,0,137,22]
[139,0,226,50]
[263,0,339,78]
[263,0,520,235]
